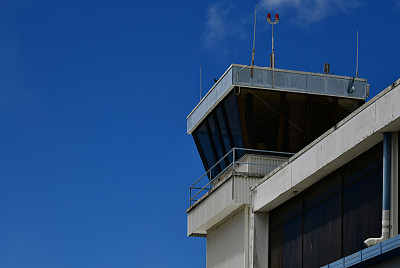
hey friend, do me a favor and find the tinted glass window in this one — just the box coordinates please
[241,89,281,150]
[208,114,226,170]
[303,194,342,268]
[269,142,383,268]
[343,166,382,256]
[308,96,333,142]
[216,106,233,162]
[224,92,244,159]
[337,98,359,122]
[282,93,307,152]
[282,215,302,268]
[195,122,215,170]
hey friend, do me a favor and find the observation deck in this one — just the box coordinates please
[186,64,368,237]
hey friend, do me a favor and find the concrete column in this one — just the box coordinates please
[391,132,399,237]
[250,211,269,268]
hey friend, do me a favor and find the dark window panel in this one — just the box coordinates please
[343,167,382,256]
[192,132,209,172]
[303,95,313,146]
[332,97,338,125]
[270,195,303,228]
[337,98,359,122]
[208,113,227,170]
[343,143,383,186]
[224,92,244,159]
[194,122,216,173]
[237,90,250,148]
[269,143,383,267]
[303,170,341,210]
[282,215,302,268]
[308,96,333,142]
[270,225,283,268]
[216,106,233,163]
[205,119,221,177]
[277,92,287,152]
[282,93,307,153]
[242,89,281,150]
[303,194,342,268]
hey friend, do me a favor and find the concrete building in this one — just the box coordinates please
[186,64,400,268]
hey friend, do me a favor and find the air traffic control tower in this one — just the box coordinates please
[186,64,368,268]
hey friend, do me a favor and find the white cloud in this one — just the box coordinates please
[259,0,362,25]
[203,0,362,49]
[203,0,250,48]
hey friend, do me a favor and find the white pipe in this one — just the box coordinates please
[364,132,392,247]
[364,210,390,247]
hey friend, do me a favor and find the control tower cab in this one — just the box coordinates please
[186,64,368,268]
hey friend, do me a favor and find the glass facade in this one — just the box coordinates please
[269,143,383,268]
[192,87,363,176]
[192,92,243,178]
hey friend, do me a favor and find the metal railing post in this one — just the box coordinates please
[188,147,294,206]
[233,148,236,172]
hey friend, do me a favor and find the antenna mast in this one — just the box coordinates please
[356,30,359,78]
[251,3,257,78]
[200,66,202,101]
[267,13,279,87]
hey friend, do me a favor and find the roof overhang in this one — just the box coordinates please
[251,78,400,213]
[187,64,368,134]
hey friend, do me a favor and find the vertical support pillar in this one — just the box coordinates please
[250,208,269,268]
[245,206,250,268]
[391,132,399,237]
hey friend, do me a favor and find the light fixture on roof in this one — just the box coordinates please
[267,12,279,87]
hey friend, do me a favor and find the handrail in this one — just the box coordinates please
[189,147,294,206]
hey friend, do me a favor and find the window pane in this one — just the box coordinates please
[308,96,333,142]
[337,98,359,122]
[224,92,244,158]
[208,113,226,170]
[343,167,382,256]
[216,106,233,162]
[304,171,341,210]
[269,143,383,267]
[194,122,215,171]
[242,89,281,150]
[282,93,307,153]
[270,195,302,228]
[303,194,342,268]
[270,225,283,268]
[282,215,302,268]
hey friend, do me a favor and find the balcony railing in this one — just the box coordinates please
[189,147,294,206]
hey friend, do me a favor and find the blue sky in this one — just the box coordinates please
[0,0,399,267]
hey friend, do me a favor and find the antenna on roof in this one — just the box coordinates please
[200,66,202,101]
[250,3,257,78]
[356,29,359,78]
[267,12,279,69]
[267,12,279,88]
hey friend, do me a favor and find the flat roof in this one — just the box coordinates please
[187,64,368,134]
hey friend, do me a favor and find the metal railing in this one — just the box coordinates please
[189,147,294,206]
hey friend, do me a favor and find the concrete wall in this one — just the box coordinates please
[207,207,249,268]
[188,175,266,236]
[188,178,234,236]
